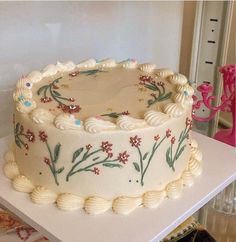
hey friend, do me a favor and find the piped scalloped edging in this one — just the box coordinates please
[3,139,202,215]
[15,58,194,132]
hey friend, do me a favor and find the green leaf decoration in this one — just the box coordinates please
[143,152,149,160]
[147,99,154,106]
[101,112,120,118]
[54,143,61,162]
[158,92,172,101]
[72,147,84,163]
[102,163,122,168]
[52,90,61,96]
[144,84,158,91]
[37,85,47,95]
[15,139,21,149]
[57,167,64,174]
[166,147,172,167]
[178,131,184,142]
[176,145,186,160]
[133,162,140,172]
[93,157,100,161]
[15,123,20,134]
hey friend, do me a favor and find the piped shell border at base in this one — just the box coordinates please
[3,139,202,215]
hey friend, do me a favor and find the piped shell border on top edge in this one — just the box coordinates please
[3,140,202,215]
[15,59,193,133]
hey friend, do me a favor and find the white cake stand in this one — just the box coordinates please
[0,132,235,242]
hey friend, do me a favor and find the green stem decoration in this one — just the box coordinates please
[101,111,129,118]
[79,69,107,76]
[44,141,64,186]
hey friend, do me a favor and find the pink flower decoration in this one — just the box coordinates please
[171,136,176,144]
[154,134,160,141]
[86,144,92,150]
[26,129,35,143]
[39,131,48,142]
[40,97,52,103]
[101,141,113,153]
[93,167,100,175]
[44,157,50,165]
[166,129,171,138]
[107,152,113,158]
[118,151,129,164]
[130,135,141,147]
[122,111,130,115]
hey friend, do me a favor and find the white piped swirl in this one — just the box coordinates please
[30,108,55,124]
[144,110,170,126]
[84,117,116,133]
[31,187,57,204]
[97,58,116,68]
[16,99,37,113]
[176,84,194,96]
[116,116,146,130]
[54,114,83,130]
[16,78,33,90]
[139,63,156,73]
[84,197,112,214]
[163,103,185,118]
[13,88,32,102]
[12,175,34,193]
[57,193,84,211]
[166,180,183,199]
[168,73,188,85]
[112,196,142,215]
[77,59,97,69]
[188,158,202,177]
[4,150,15,163]
[3,161,20,179]
[173,93,193,107]
[27,71,43,83]
[155,68,174,78]
[191,148,203,161]
[143,190,166,208]
[119,59,137,69]
[56,61,76,72]
[181,170,194,187]
[41,64,59,77]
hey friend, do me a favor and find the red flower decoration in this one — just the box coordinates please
[86,144,92,150]
[130,135,141,147]
[24,144,29,150]
[139,75,152,84]
[118,151,129,164]
[69,71,80,77]
[44,157,50,165]
[122,111,130,115]
[39,131,48,142]
[166,129,171,138]
[59,104,81,114]
[154,134,160,141]
[93,167,100,175]
[40,97,52,103]
[69,98,75,102]
[26,129,35,143]
[107,152,113,158]
[185,117,192,126]
[150,93,156,98]
[171,136,176,144]
[101,141,113,153]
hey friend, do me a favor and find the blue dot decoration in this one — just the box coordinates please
[184,91,188,96]
[24,101,32,107]
[75,119,81,126]
[18,95,24,101]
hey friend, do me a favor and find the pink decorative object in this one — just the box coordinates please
[192,64,235,147]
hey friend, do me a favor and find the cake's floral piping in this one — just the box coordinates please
[3,139,202,215]
[66,142,129,181]
[38,131,64,186]
[166,117,192,171]
[101,111,130,118]
[130,132,168,186]
[15,59,193,132]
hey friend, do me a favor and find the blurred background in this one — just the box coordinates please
[0,1,235,241]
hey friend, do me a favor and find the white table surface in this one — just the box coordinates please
[0,132,235,242]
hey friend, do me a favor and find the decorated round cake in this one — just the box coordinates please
[3,58,203,215]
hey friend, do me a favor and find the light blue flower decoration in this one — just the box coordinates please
[184,91,188,96]
[24,101,32,107]
[75,119,81,126]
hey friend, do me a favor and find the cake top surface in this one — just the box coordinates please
[14,58,194,133]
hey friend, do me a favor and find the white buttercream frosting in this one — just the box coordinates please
[56,61,76,72]
[155,68,174,78]
[166,180,183,199]
[181,170,194,187]
[190,139,198,149]
[4,150,15,163]
[144,110,170,126]
[97,58,116,68]
[139,63,156,73]
[13,88,33,102]
[16,99,37,113]
[77,59,97,69]
[116,115,146,130]
[54,114,83,130]
[168,73,188,85]
[119,59,137,69]
[57,193,84,211]
[176,84,194,96]
[84,117,116,133]
[16,78,33,90]
[163,103,185,118]
[27,71,43,83]
[84,197,112,215]
[191,148,203,161]
[41,64,59,77]
[112,196,142,215]
[3,161,20,179]
[188,158,202,177]
[173,93,193,107]
[12,175,34,193]
[143,190,166,208]
[31,187,57,204]
[30,108,55,124]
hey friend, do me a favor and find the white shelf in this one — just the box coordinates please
[0,132,235,242]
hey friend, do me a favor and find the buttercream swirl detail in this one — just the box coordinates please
[173,93,193,107]
[155,68,174,78]
[144,110,170,126]
[112,196,142,215]
[84,117,116,133]
[163,103,185,118]
[54,114,83,130]
[84,197,112,215]
[16,99,37,113]
[56,61,76,72]
[31,187,57,204]
[188,158,202,177]
[3,161,20,179]
[116,116,146,130]
[30,108,55,124]
[27,71,43,83]
[181,170,194,187]
[4,150,15,163]
[176,84,194,96]
[13,88,33,102]
[97,58,116,68]
[119,59,137,69]
[12,175,35,193]
[191,148,203,161]
[41,64,59,77]
[77,59,97,69]
[168,73,188,85]
[57,193,84,211]
[143,190,166,208]
[190,139,198,149]
[166,180,183,199]
[16,78,33,90]
[139,63,156,73]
